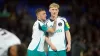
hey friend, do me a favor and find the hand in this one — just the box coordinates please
[66,44,71,52]
[50,45,57,51]
[54,20,57,25]
[54,19,57,23]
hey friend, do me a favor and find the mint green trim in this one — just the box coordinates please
[27,37,46,56]
[41,25,48,32]
[48,50,66,56]
[64,24,69,31]
[27,50,46,56]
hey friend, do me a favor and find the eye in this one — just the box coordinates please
[52,9,54,10]
[43,13,46,15]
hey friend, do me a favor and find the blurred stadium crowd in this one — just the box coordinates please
[0,0,100,56]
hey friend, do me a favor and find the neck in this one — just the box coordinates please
[37,17,41,21]
[51,15,58,20]
[37,18,45,23]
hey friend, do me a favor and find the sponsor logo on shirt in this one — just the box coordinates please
[58,22,62,26]
[50,25,53,27]
[55,29,62,33]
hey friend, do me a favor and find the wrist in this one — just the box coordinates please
[50,44,53,47]
[67,43,71,45]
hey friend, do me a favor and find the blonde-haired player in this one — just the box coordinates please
[46,3,71,56]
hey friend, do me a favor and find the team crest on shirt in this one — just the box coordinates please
[58,22,62,26]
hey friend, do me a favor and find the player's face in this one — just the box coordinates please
[49,7,59,17]
[39,11,47,21]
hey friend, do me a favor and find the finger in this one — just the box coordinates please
[55,48,57,51]
[53,49,57,51]
[66,46,68,49]
[67,49,70,52]
[52,48,57,51]
[67,48,71,52]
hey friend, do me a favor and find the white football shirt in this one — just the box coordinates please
[28,20,47,52]
[0,28,21,56]
[47,16,70,51]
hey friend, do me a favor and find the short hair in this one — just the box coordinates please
[17,44,27,56]
[35,8,45,15]
[49,3,60,8]
[8,46,11,56]
[8,44,27,56]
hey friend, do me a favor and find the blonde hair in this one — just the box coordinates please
[49,3,60,8]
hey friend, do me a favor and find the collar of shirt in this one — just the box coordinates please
[49,16,59,22]
[37,19,46,23]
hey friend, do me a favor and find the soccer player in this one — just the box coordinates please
[27,8,56,56]
[45,3,71,56]
[8,44,27,56]
[0,28,21,56]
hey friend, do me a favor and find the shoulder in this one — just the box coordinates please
[58,16,67,22]
[32,20,39,29]
[34,20,38,25]
[33,20,40,26]
[46,19,50,23]
[0,29,8,36]
[58,16,66,19]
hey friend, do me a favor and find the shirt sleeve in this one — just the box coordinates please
[63,18,70,31]
[39,22,48,32]
[44,32,49,37]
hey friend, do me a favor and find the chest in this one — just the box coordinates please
[47,20,65,33]
[48,20,64,29]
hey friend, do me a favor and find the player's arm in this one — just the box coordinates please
[45,37,57,51]
[64,21,71,52]
[66,30,71,50]
[40,20,57,33]
[47,20,56,33]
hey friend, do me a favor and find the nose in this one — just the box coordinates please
[53,10,56,12]
[54,9,56,12]
[54,10,57,13]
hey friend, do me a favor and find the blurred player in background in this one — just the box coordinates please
[8,44,27,56]
[0,28,21,56]
[27,8,56,56]
[45,3,71,56]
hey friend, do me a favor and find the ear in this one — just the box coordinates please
[58,9,59,12]
[36,13,40,18]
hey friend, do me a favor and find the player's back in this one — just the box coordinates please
[0,28,21,56]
